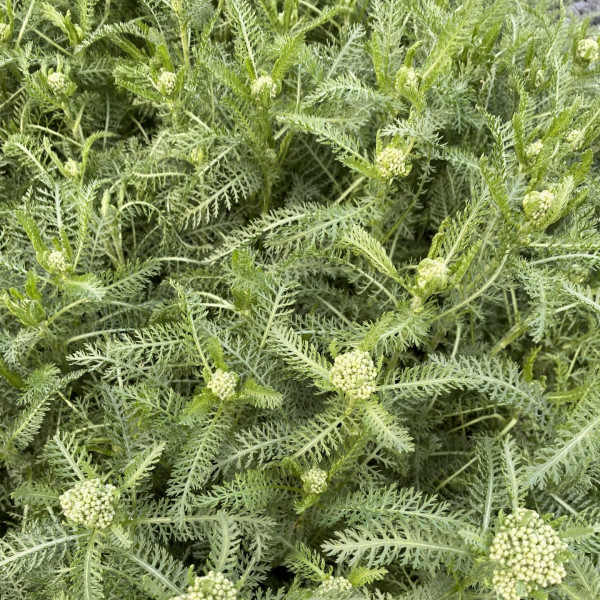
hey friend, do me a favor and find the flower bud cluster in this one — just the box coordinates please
[59,479,118,529]
[329,349,377,400]
[170,572,237,600]
[46,250,69,274]
[0,23,11,42]
[489,508,568,600]
[577,38,599,63]
[189,147,205,165]
[208,369,238,400]
[251,75,277,100]
[394,66,419,94]
[47,72,72,96]
[318,576,353,595]
[522,190,555,228]
[415,258,448,296]
[64,158,80,179]
[159,70,177,96]
[524,140,543,163]
[301,468,328,495]
[376,147,411,180]
[567,129,582,148]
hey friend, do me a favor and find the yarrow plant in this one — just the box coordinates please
[1,0,600,599]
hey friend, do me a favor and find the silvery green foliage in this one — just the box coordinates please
[1,0,600,599]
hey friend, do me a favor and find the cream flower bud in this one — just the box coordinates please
[329,349,377,400]
[301,468,328,495]
[415,258,448,296]
[46,250,69,274]
[522,189,555,228]
[318,576,353,595]
[0,23,11,42]
[577,38,599,63]
[59,479,118,529]
[376,147,411,180]
[251,75,277,100]
[566,129,582,149]
[64,158,80,179]
[159,70,177,96]
[524,140,543,163]
[489,508,568,600]
[394,66,419,94]
[47,72,72,96]
[208,369,238,400]
[170,572,237,600]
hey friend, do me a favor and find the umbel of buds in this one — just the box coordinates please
[567,129,581,148]
[415,258,448,296]
[208,369,238,400]
[170,572,237,600]
[158,70,177,96]
[47,71,73,96]
[301,468,328,495]
[251,75,278,101]
[0,22,11,42]
[189,147,205,165]
[318,576,353,595]
[64,158,80,179]
[522,189,555,228]
[329,349,377,401]
[577,38,599,63]
[394,66,419,94]
[489,508,568,600]
[59,479,118,529]
[376,146,411,180]
[46,250,69,275]
[524,140,543,163]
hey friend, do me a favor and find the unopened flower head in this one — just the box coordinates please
[159,70,177,96]
[46,250,69,274]
[208,369,238,400]
[318,576,353,595]
[525,140,543,163]
[415,258,448,296]
[0,23,11,42]
[189,147,205,165]
[376,146,411,180]
[64,158,80,179]
[489,508,568,600]
[395,66,419,94]
[47,72,71,96]
[251,75,277,100]
[302,468,328,495]
[59,478,118,529]
[330,349,377,400]
[567,129,582,148]
[170,572,237,600]
[577,38,599,63]
[522,189,555,227]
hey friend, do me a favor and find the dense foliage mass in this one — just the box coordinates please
[1,0,600,598]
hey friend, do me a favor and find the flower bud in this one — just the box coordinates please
[376,147,411,181]
[329,349,377,400]
[208,369,238,400]
[301,468,328,495]
[577,38,599,63]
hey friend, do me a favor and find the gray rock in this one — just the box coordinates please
[569,0,600,24]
